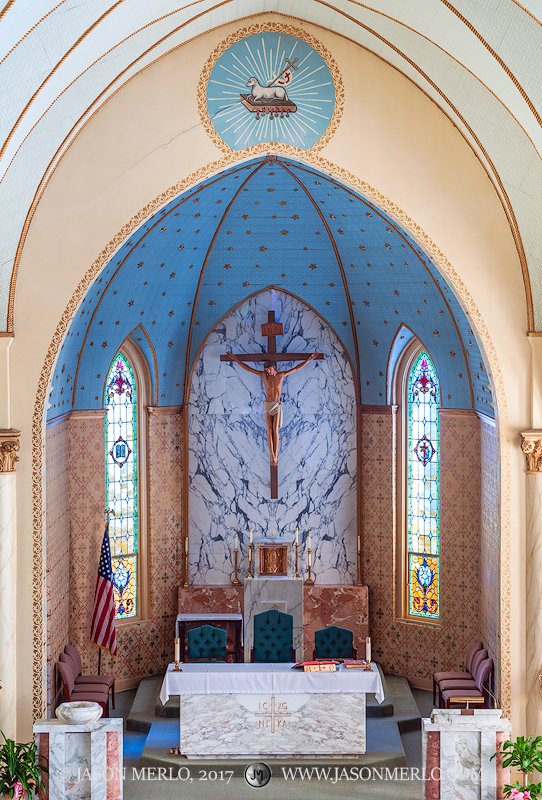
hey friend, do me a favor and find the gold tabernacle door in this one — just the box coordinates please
[259,544,288,576]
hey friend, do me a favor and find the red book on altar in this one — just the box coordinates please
[293,660,339,672]
[343,659,370,669]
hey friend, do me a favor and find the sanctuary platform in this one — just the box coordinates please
[124,667,426,773]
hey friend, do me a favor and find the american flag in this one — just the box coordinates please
[90,525,118,658]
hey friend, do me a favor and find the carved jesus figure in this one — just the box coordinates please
[226,351,318,466]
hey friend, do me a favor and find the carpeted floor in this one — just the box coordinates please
[111,677,433,799]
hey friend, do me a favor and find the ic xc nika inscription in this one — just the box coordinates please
[254,696,291,732]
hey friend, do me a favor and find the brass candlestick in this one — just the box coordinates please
[293,541,300,578]
[183,540,189,587]
[356,533,362,585]
[247,542,254,579]
[232,544,241,586]
[304,536,314,586]
[173,637,182,672]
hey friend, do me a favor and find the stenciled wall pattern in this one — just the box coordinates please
[361,408,488,682]
[188,289,357,585]
[45,417,70,715]
[45,407,184,706]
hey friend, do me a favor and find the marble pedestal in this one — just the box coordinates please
[422,709,510,800]
[180,692,365,757]
[244,577,303,661]
[34,717,123,800]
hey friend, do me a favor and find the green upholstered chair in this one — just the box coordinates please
[251,610,295,663]
[187,625,229,662]
[313,625,356,660]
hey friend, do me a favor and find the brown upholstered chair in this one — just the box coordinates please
[432,641,484,705]
[440,658,493,709]
[56,660,110,717]
[64,645,115,709]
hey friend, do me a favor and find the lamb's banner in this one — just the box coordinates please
[204,30,337,151]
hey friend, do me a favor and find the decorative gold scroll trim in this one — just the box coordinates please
[438,0,542,130]
[31,148,511,720]
[0,1,68,68]
[0,0,128,165]
[0,428,20,472]
[6,13,531,336]
[310,0,534,332]
[520,430,542,473]
[196,22,344,155]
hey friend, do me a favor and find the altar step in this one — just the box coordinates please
[124,670,427,773]
[126,666,423,742]
[151,663,396,721]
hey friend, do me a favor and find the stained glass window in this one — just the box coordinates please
[105,353,138,620]
[407,351,440,619]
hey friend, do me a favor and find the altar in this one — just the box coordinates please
[159,662,384,758]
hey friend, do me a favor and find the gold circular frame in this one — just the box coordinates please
[197,22,344,154]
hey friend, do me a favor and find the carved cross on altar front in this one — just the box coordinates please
[221,311,323,498]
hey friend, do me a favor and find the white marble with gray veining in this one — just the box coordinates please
[422,710,511,800]
[188,290,357,585]
[244,577,303,661]
[34,718,123,800]
[179,692,365,757]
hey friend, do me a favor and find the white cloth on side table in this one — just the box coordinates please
[159,662,384,704]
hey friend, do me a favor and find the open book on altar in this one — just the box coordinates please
[293,660,339,672]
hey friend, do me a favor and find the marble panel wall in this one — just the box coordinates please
[188,290,357,586]
[45,416,71,715]
[361,409,482,682]
[68,408,184,682]
[177,585,369,661]
[303,586,369,658]
[480,417,500,698]
[178,586,244,614]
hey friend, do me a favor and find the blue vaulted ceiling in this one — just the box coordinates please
[47,156,493,420]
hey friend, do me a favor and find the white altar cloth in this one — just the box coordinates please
[159,662,384,704]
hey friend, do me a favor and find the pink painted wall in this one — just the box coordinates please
[67,409,184,683]
[45,416,70,714]
[361,408,487,682]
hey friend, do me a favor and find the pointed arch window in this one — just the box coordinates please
[407,351,440,619]
[105,352,139,620]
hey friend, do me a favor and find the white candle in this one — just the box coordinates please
[234,533,238,552]
[295,528,298,545]
[250,528,253,544]
[366,637,371,663]
[185,537,188,554]
[175,638,180,664]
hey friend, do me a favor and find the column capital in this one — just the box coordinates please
[0,429,20,473]
[520,429,542,473]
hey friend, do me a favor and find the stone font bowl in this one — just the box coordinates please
[55,701,103,724]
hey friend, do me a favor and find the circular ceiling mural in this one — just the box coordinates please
[200,26,341,153]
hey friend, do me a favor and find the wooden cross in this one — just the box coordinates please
[221,311,323,498]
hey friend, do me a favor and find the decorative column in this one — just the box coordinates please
[0,429,20,739]
[520,429,542,738]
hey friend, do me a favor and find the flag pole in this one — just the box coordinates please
[98,648,101,676]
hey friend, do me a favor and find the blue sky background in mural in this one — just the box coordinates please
[206,33,335,150]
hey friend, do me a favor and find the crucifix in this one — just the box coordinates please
[221,311,324,498]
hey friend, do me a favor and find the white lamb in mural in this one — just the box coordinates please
[246,77,288,102]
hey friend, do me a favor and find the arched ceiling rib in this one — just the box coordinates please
[47,157,492,420]
[1,0,541,330]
